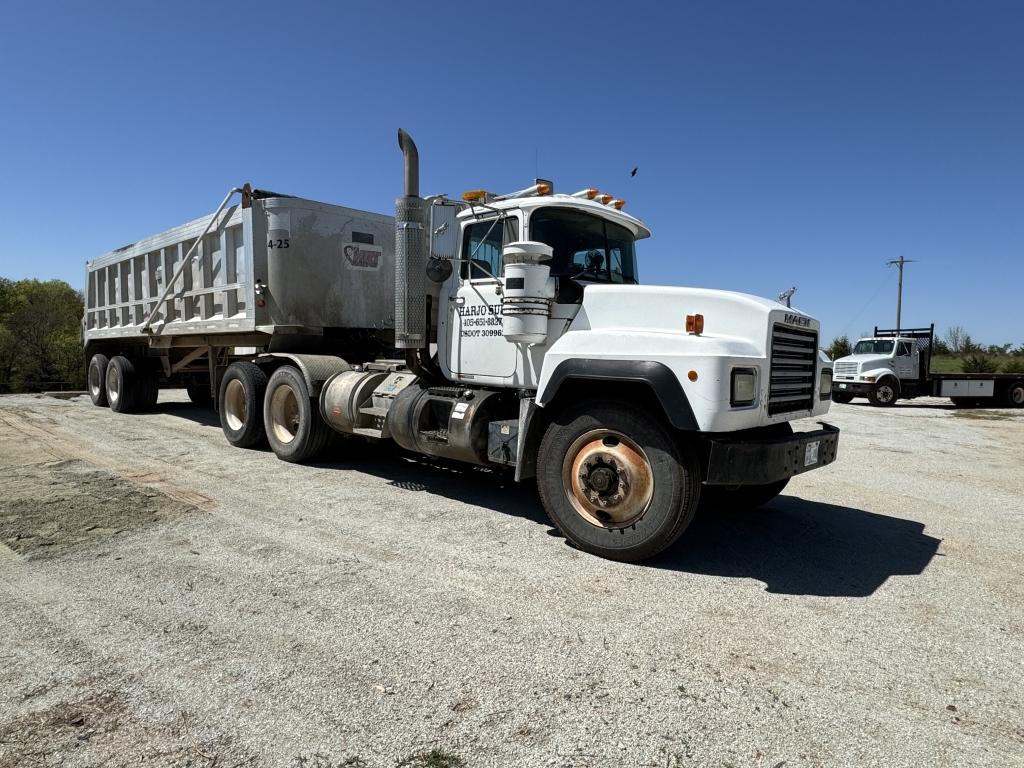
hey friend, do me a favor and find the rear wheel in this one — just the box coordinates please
[536,401,700,562]
[868,379,898,407]
[831,392,854,404]
[105,356,138,413]
[264,366,331,463]
[136,364,159,411]
[1005,381,1024,408]
[187,384,213,408]
[219,362,269,448]
[88,354,109,407]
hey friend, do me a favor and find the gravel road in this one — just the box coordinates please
[1,391,1021,768]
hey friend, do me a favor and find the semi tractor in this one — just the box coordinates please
[831,325,1024,407]
[82,129,840,562]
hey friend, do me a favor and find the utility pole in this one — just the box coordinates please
[886,256,916,334]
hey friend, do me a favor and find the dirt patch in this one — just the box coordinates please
[952,410,1013,421]
[0,460,197,560]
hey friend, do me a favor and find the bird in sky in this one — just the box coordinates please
[630,167,638,177]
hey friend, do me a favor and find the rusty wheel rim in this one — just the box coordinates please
[561,429,654,529]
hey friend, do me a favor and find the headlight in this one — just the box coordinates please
[820,369,833,398]
[731,368,757,407]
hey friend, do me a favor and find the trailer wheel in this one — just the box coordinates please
[88,354,110,407]
[868,379,898,407]
[536,401,700,562]
[187,384,213,408]
[264,365,331,463]
[105,356,138,414]
[135,364,159,411]
[1005,381,1024,408]
[831,392,854,404]
[219,362,268,448]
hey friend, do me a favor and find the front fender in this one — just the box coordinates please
[537,358,699,430]
[535,329,776,433]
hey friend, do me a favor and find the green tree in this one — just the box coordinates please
[826,335,852,360]
[0,278,84,392]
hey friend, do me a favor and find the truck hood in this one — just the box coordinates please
[573,284,818,355]
[834,353,893,370]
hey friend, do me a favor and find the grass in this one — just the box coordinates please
[928,355,965,374]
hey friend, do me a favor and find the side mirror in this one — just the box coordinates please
[429,201,458,261]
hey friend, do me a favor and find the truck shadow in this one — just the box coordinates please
[652,496,942,597]
[154,402,222,428]
[313,441,940,597]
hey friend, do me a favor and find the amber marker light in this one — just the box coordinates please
[686,313,705,335]
[611,199,626,210]
[688,370,699,382]
[462,189,489,202]
[597,193,613,204]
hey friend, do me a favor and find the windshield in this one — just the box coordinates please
[853,339,894,355]
[529,207,638,284]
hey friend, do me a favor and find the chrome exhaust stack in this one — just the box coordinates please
[394,129,427,350]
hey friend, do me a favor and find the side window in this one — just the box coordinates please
[461,217,518,280]
[897,341,913,357]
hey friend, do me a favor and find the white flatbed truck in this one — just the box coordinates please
[82,130,840,562]
[831,325,1024,408]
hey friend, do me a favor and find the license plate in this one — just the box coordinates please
[838,383,848,389]
[804,441,820,467]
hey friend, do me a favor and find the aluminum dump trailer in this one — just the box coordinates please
[84,189,395,342]
[83,186,398,407]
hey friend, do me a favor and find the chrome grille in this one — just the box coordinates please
[834,361,859,378]
[769,324,818,415]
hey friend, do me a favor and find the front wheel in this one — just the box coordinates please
[536,401,700,562]
[868,379,899,407]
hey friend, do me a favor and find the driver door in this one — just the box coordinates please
[446,215,520,381]
[894,341,918,379]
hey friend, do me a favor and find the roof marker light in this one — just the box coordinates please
[462,189,490,202]
[597,193,613,204]
[572,188,600,199]
[611,199,626,210]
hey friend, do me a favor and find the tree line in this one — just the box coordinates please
[826,327,1024,374]
[0,278,86,392]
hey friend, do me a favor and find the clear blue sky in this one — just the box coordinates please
[2,1,1021,344]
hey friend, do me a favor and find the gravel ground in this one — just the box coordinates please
[0,391,1021,768]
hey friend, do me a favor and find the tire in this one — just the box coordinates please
[219,362,269,448]
[868,378,899,407]
[1005,381,1024,408]
[88,353,110,407]
[263,365,332,463]
[831,392,854,404]
[137,364,160,411]
[187,384,213,408]
[536,401,700,562]
[105,355,138,414]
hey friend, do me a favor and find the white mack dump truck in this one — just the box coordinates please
[82,130,839,562]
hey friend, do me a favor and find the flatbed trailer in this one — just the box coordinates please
[831,325,1024,407]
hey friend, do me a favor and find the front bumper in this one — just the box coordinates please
[704,423,840,485]
[833,380,872,395]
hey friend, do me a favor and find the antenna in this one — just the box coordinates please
[885,256,917,334]
[777,286,797,308]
